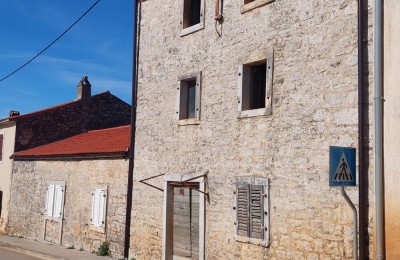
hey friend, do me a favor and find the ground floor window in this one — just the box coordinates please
[45,181,65,221]
[163,175,205,260]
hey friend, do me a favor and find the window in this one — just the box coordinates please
[234,178,269,246]
[237,50,274,118]
[45,182,65,221]
[241,0,275,14]
[176,71,201,125]
[180,0,205,36]
[0,190,3,218]
[91,188,107,230]
[0,133,3,162]
[163,174,206,260]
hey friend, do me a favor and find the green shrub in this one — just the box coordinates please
[96,241,111,256]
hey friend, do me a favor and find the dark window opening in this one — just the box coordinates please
[0,191,3,218]
[183,0,201,28]
[242,62,266,110]
[0,134,3,161]
[179,79,197,120]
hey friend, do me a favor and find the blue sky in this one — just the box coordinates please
[0,0,133,118]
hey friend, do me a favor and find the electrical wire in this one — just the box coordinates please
[0,0,101,82]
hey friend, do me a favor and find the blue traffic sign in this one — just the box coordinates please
[329,146,356,186]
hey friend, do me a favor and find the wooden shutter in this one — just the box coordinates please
[54,185,64,218]
[98,189,106,227]
[92,189,100,226]
[46,185,55,217]
[92,189,106,227]
[249,185,264,239]
[0,134,3,161]
[236,184,250,236]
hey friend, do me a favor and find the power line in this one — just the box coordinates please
[0,0,101,82]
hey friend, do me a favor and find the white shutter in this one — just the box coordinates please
[54,185,64,219]
[98,190,106,227]
[46,185,55,217]
[92,189,100,226]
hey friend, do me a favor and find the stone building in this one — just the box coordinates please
[8,125,130,257]
[0,76,131,234]
[128,0,382,259]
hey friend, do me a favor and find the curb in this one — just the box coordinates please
[0,243,66,260]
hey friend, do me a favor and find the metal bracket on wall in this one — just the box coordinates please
[139,173,165,192]
[169,173,209,201]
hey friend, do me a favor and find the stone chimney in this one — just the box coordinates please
[9,110,20,117]
[77,76,92,100]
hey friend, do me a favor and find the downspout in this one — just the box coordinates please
[374,0,385,258]
[357,0,367,258]
[124,0,139,258]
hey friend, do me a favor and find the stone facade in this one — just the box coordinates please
[130,0,374,259]
[13,91,131,152]
[7,159,128,257]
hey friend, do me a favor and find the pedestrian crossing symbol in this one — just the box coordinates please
[329,146,356,186]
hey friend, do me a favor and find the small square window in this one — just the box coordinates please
[180,0,205,36]
[183,0,201,28]
[234,178,270,247]
[177,71,201,125]
[237,50,274,118]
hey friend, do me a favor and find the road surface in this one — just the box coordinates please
[0,247,41,260]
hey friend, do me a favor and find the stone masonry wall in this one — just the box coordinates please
[130,0,373,259]
[8,159,128,257]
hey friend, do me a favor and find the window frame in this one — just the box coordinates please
[162,174,206,260]
[90,186,108,233]
[0,132,4,163]
[180,0,205,36]
[233,177,270,247]
[237,50,274,119]
[45,181,65,222]
[241,0,275,14]
[176,71,202,125]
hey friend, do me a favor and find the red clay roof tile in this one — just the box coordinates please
[13,125,130,158]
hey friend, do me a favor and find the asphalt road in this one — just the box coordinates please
[0,247,41,260]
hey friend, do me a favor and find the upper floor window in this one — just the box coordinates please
[176,71,202,125]
[241,0,275,14]
[237,50,274,118]
[180,0,205,36]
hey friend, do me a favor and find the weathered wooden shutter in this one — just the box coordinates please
[54,185,64,218]
[236,184,249,236]
[249,185,264,239]
[46,185,55,217]
[0,134,3,161]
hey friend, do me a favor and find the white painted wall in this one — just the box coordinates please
[0,120,16,233]
[384,1,400,258]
